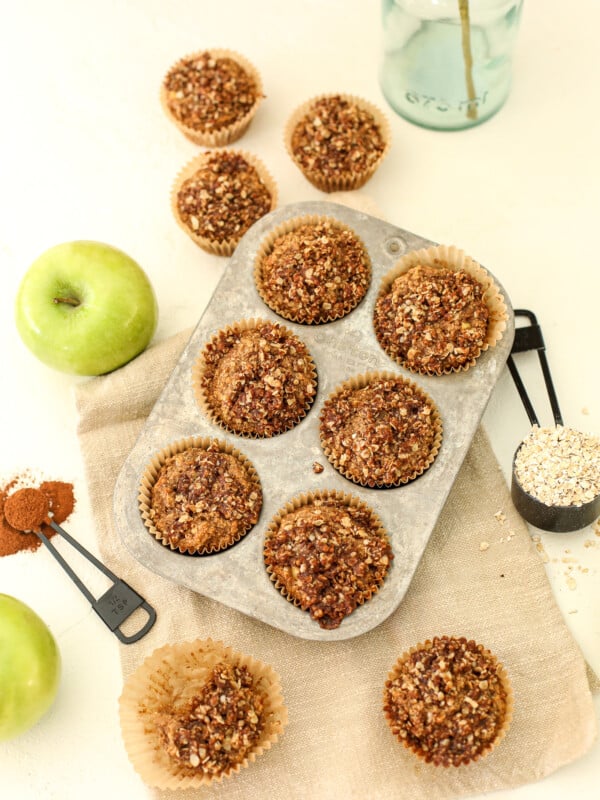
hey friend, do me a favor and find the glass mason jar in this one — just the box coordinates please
[380,0,524,130]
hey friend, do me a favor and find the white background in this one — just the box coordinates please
[0,1,598,798]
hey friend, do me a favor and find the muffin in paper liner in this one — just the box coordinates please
[139,436,262,555]
[263,489,393,630]
[284,93,391,192]
[373,244,508,376]
[192,318,318,438]
[253,214,372,324]
[382,635,514,767]
[160,48,264,146]
[319,371,443,488]
[171,149,278,256]
[118,638,287,790]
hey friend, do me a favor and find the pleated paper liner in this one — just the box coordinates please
[382,636,514,767]
[263,489,393,629]
[253,214,372,324]
[138,436,262,555]
[319,371,443,489]
[192,318,318,438]
[160,48,264,146]
[373,244,508,376]
[171,149,278,255]
[284,92,391,192]
[118,638,287,790]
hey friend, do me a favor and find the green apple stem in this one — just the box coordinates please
[53,296,80,307]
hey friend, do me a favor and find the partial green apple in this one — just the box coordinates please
[15,241,158,376]
[0,594,61,741]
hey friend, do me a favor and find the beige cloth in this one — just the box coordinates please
[75,327,597,800]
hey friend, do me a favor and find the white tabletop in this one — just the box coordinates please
[1,1,598,798]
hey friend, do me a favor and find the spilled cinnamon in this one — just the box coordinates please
[0,476,75,556]
[4,488,49,532]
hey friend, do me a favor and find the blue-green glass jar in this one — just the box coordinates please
[380,0,524,130]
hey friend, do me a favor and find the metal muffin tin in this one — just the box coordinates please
[113,200,515,641]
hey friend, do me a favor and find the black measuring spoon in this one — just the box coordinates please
[507,309,600,532]
[4,487,156,643]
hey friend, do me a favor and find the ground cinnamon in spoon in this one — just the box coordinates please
[0,477,75,556]
[4,488,49,532]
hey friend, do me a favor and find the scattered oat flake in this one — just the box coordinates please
[584,539,596,548]
[494,510,506,523]
[582,407,589,415]
[479,541,490,552]
[566,575,577,590]
[568,609,578,614]
[535,541,549,563]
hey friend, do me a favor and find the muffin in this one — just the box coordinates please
[383,636,513,767]
[264,491,393,629]
[193,319,317,438]
[254,215,371,324]
[285,93,390,192]
[119,638,287,790]
[172,149,277,255]
[373,244,507,375]
[319,372,442,488]
[160,48,263,146]
[139,437,262,554]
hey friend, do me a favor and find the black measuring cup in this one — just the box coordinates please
[508,309,600,533]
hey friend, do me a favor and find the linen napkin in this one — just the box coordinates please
[75,197,597,799]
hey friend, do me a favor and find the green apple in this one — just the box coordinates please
[0,594,61,741]
[15,241,158,375]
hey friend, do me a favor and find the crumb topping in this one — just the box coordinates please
[149,444,261,551]
[374,264,489,374]
[264,497,392,629]
[319,376,439,487]
[291,95,385,178]
[200,322,317,437]
[257,220,371,323]
[176,151,272,243]
[163,52,258,133]
[156,662,266,776]
[384,636,508,767]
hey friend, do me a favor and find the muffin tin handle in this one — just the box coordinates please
[42,518,157,644]
[507,309,563,427]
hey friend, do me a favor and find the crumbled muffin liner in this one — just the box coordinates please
[139,436,262,555]
[319,371,443,488]
[284,93,391,192]
[382,637,514,767]
[118,638,287,790]
[160,48,264,146]
[171,149,278,256]
[264,489,391,625]
[374,244,508,376]
[192,318,318,438]
[253,214,372,324]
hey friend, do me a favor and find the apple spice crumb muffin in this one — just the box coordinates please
[373,245,507,375]
[140,438,262,554]
[194,320,317,438]
[383,636,513,767]
[264,491,393,630]
[285,93,390,192]
[161,49,263,146]
[172,149,277,256]
[254,216,371,324]
[319,373,442,488]
[118,639,287,790]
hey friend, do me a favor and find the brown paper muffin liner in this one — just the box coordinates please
[171,149,278,256]
[374,244,508,376]
[118,638,287,790]
[264,489,392,629]
[139,436,262,555]
[319,371,443,488]
[284,93,391,192]
[383,636,514,767]
[253,214,372,324]
[192,318,318,438]
[160,48,264,146]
